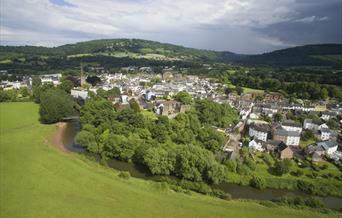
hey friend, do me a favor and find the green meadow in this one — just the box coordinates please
[0,102,340,218]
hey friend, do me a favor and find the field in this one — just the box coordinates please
[0,102,340,218]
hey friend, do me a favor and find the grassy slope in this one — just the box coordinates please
[0,102,340,218]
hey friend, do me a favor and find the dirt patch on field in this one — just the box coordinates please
[50,122,69,153]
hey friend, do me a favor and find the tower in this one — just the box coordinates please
[80,63,85,87]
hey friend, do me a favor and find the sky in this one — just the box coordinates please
[0,0,341,54]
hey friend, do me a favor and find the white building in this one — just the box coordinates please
[321,111,336,121]
[303,119,327,131]
[317,141,338,155]
[248,123,270,142]
[281,121,302,133]
[71,89,88,100]
[320,128,331,141]
[248,139,264,151]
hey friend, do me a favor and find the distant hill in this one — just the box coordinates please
[0,39,240,63]
[0,39,341,72]
[240,44,342,67]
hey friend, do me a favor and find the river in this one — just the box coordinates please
[61,121,342,210]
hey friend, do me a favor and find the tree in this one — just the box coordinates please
[274,113,283,123]
[58,79,74,93]
[86,76,101,86]
[274,159,292,176]
[301,130,314,141]
[32,76,42,103]
[327,119,338,130]
[107,87,121,96]
[244,157,256,171]
[75,130,100,154]
[174,91,192,104]
[129,98,141,112]
[223,159,237,173]
[144,146,176,175]
[235,86,243,95]
[250,176,266,189]
[197,127,225,152]
[39,89,76,123]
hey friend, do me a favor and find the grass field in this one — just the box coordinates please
[0,102,340,218]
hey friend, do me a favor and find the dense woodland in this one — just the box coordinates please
[75,95,239,185]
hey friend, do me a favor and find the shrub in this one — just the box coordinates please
[320,164,328,170]
[250,176,266,190]
[292,169,304,177]
[304,197,324,208]
[153,182,169,191]
[259,201,278,208]
[262,153,274,166]
[237,162,251,175]
[274,160,291,176]
[223,159,237,173]
[244,158,256,171]
[212,189,232,200]
[118,171,131,179]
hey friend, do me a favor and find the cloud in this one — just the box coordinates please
[294,15,329,23]
[0,0,340,53]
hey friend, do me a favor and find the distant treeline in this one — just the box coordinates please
[230,73,342,100]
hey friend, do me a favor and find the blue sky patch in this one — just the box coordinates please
[49,0,76,7]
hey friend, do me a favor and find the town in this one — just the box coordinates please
[1,66,341,167]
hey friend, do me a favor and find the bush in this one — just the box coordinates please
[278,196,325,209]
[292,169,304,177]
[297,180,315,195]
[262,153,274,166]
[244,158,256,171]
[118,171,131,179]
[304,197,324,208]
[259,201,278,208]
[212,189,232,200]
[320,164,328,170]
[153,182,169,191]
[237,162,251,175]
[250,176,266,189]
[273,159,291,176]
[223,159,237,173]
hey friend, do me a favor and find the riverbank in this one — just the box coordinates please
[50,122,69,153]
[57,120,342,210]
[4,102,339,218]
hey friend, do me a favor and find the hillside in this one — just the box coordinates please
[0,39,239,63]
[241,44,342,66]
[0,39,341,74]
[1,102,339,218]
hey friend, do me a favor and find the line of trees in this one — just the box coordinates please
[230,74,342,100]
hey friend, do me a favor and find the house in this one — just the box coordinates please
[264,140,283,152]
[281,120,302,133]
[248,139,264,151]
[277,142,293,159]
[263,93,283,102]
[154,100,190,118]
[144,90,156,101]
[317,141,338,155]
[71,89,88,100]
[306,144,325,162]
[321,111,336,121]
[248,123,270,142]
[240,107,252,120]
[273,127,300,146]
[303,119,327,131]
[320,128,331,141]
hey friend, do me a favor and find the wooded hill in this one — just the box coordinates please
[0,39,341,74]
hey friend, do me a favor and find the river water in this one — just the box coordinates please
[62,121,342,210]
